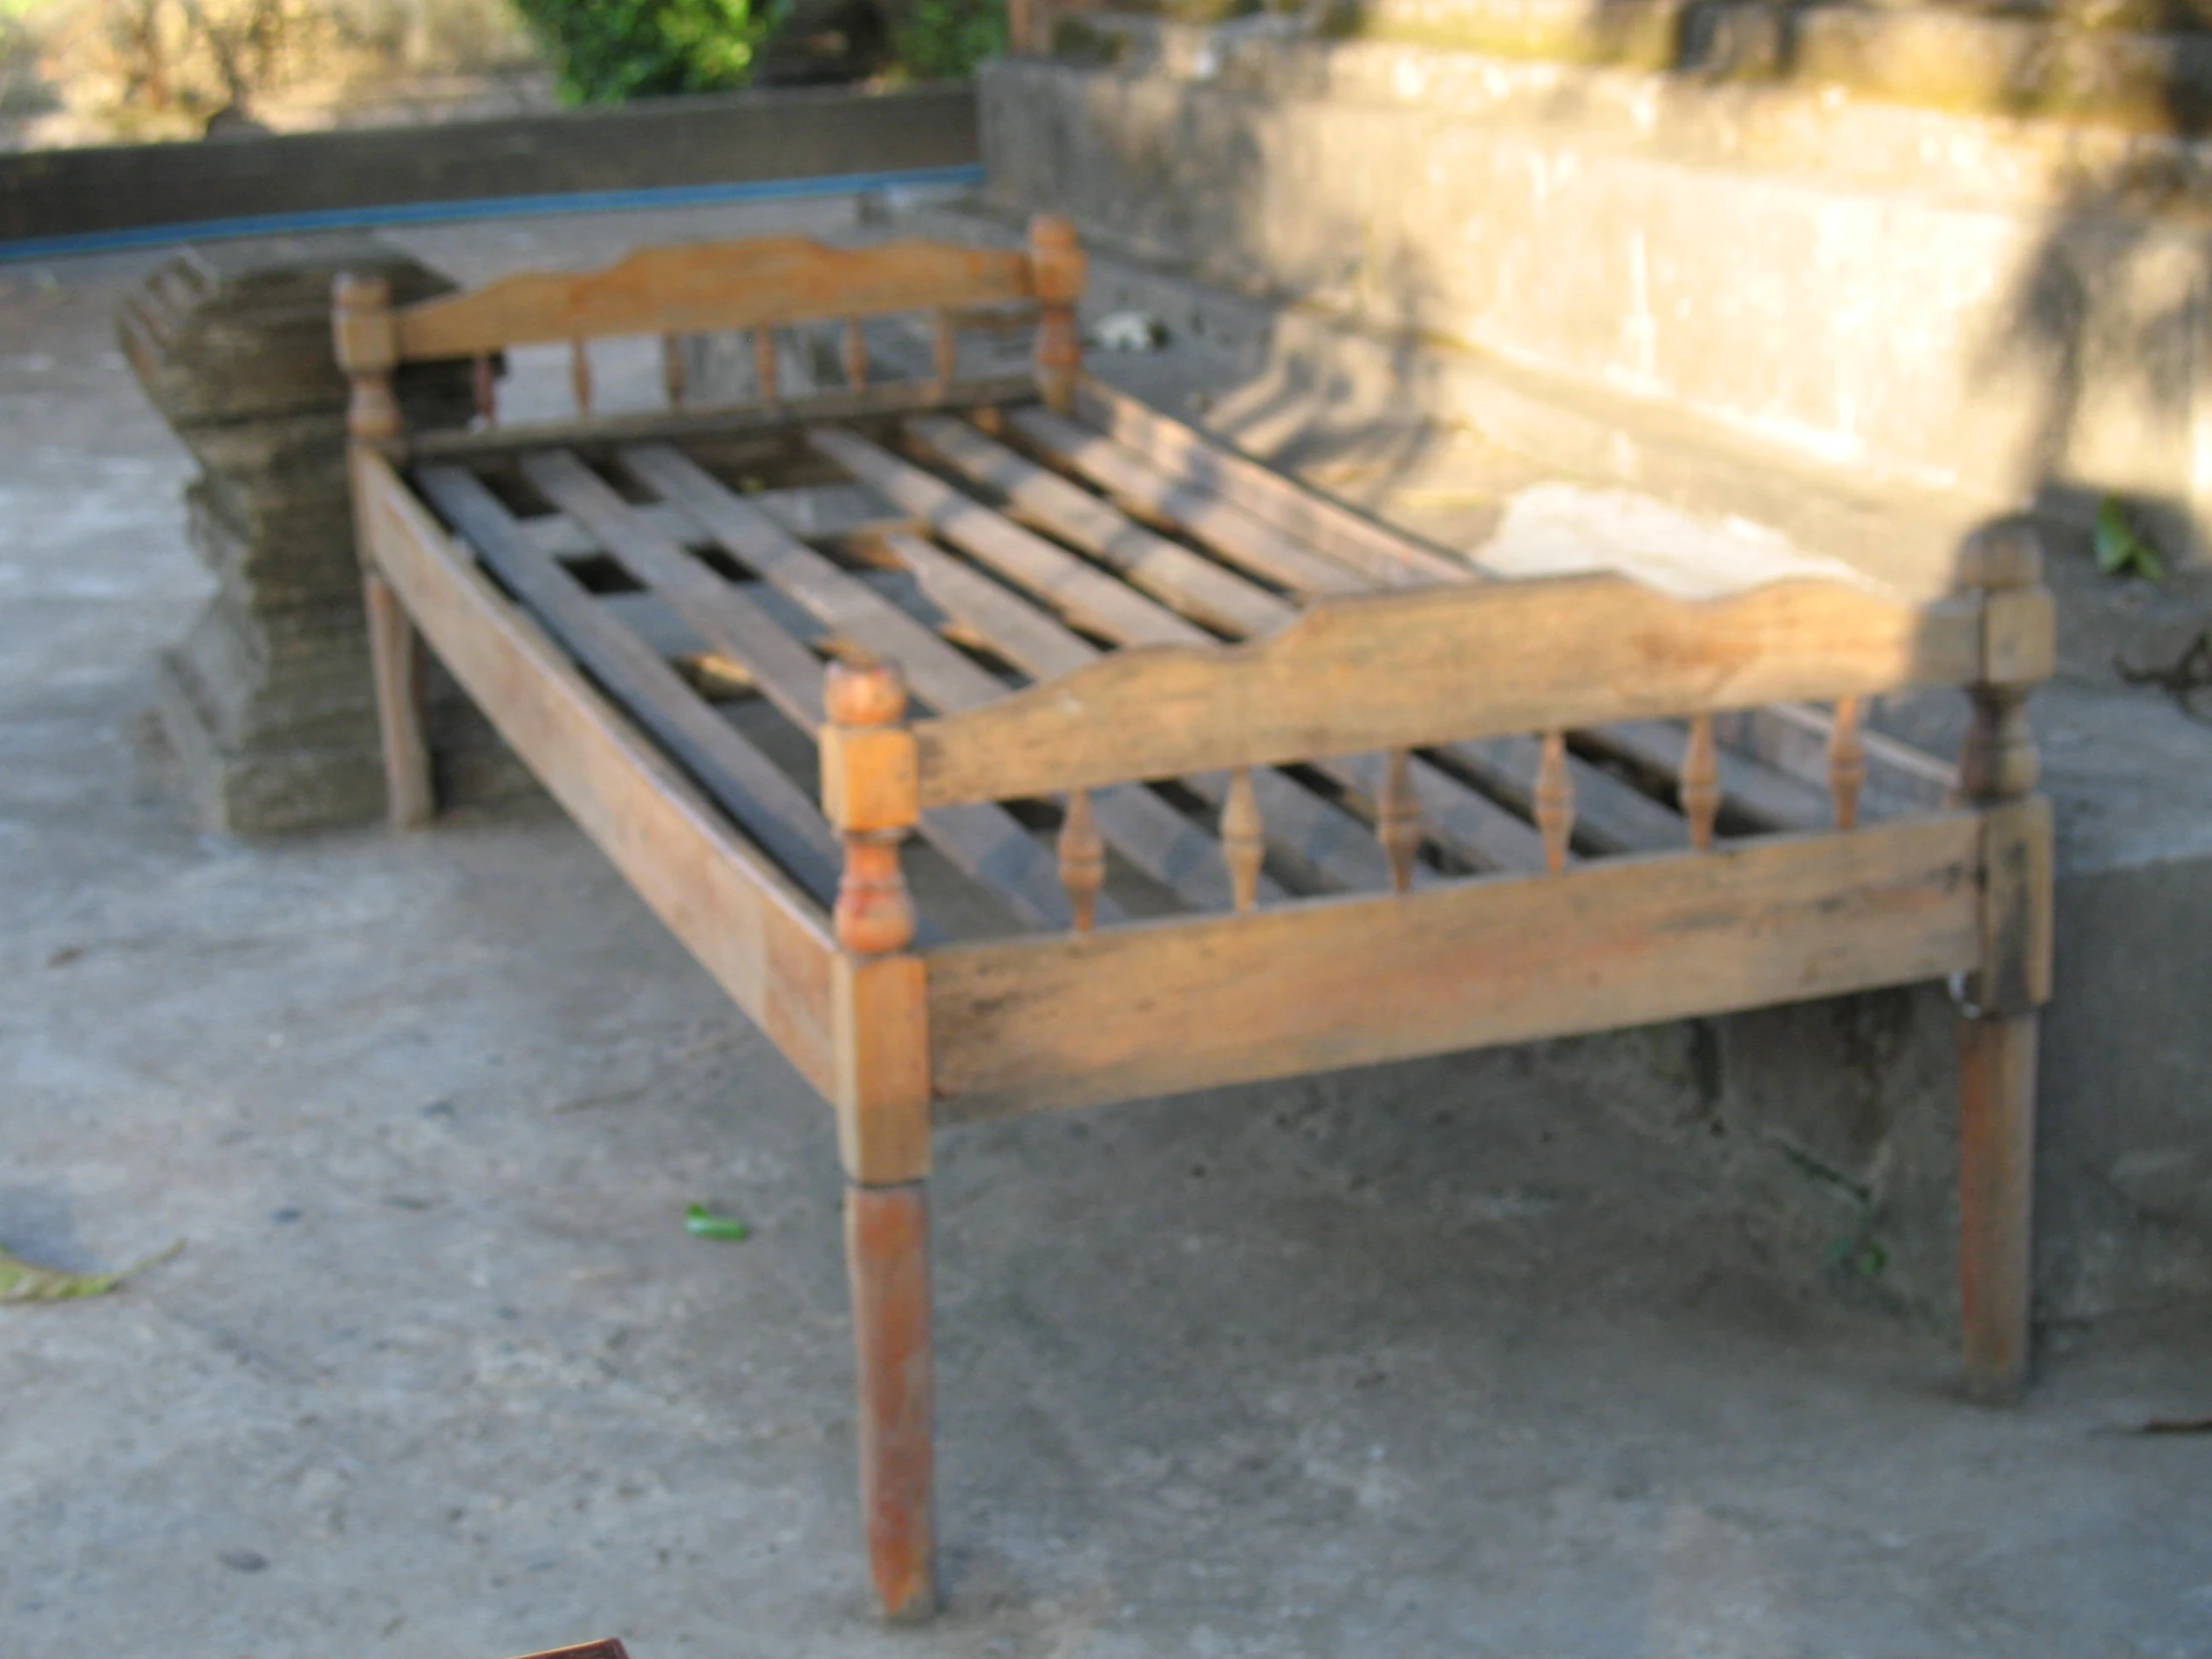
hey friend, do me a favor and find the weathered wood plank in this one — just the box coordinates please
[909,575,1983,810]
[408,373,1035,463]
[811,424,1204,648]
[354,453,837,1096]
[397,238,1034,360]
[519,448,1078,931]
[622,442,1272,910]
[999,405,1371,598]
[519,450,831,732]
[1073,378,1468,586]
[927,816,1983,1120]
[903,413,1298,636]
[418,463,844,898]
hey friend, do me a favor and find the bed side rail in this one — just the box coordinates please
[900,568,2045,810]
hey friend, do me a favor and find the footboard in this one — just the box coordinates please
[816,541,2054,1123]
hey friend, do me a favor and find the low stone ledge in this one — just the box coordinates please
[123,233,527,835]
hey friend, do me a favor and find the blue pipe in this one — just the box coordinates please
[0,163,986,264]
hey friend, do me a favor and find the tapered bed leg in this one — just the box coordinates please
[364,569,433,829]
[846,1179,935,1622]
[1959,1012,2036,1403]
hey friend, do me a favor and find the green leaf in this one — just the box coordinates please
[0,1240,182,1305]
[2094,496,2165,581]
[685,1204,752,1242]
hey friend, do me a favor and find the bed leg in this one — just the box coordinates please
[364,568,434,830]
[846,1179,935,1622]
[1958,1011,2036,1403]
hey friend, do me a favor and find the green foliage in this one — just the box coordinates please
[0,1239,181,1305]
[891,0,1005,81]
[685,1203,752,1242]
[2094,495,2166,581]
[514,0,777,103]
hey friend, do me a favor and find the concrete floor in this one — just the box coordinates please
[6,207,2212,1659]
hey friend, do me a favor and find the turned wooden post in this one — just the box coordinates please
[1378,750,1421,892]
[1952,523,2054,1405]
[332,273,432,830]
[821,658,935,1620]
[1680,715,1720,850]
[1058,788,1105,932]
[1030,216,1086,416]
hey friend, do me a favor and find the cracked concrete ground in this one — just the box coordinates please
[5,202,2212,1659]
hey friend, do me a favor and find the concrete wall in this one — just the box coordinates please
[982,38,2212,550]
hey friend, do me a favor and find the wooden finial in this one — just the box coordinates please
[331,272,401,447]
[843,317,870,388]
[570,338,593,414]
[1058,789,1105,933]
[1828,696,1866,830]
[1680,714,1721,850]
[755,327,781,403]
[471,353,498,426]
[1222,768,1264,912]
[1956,522,2050,805]
[826,661,917,958]
[662,334,688,408]
[1378,749,1420,892]
[1029,216,1086,415]
[1535,731,1574,874]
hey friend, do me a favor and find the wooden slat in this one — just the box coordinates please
[517,448,1078,931]
[352,453,837,1096]
[518,450,830,732]
[907,574,1984,810]
[927,816,1984,1121]
[998,406,1371,598]
[417,463,845,899]
[520,487,914,560]
[1074,378,1469,586]
[395,238,1035,359]
[407,372,1035,463]
[620,443,1279,912]
[902,414,1298,636]
[811,425,1201,649]
[1713,704,1957,819]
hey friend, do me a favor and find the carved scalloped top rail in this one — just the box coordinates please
[910,572,1992,809]
[393,238,1038,360]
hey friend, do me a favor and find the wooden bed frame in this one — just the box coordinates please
[334,219,2053,1622]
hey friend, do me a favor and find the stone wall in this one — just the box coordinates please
[983,32,2212,557]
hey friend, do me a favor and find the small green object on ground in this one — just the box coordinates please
[685,1205,751,1242]
[2095,496,2165,581]
[0,1240,183,1305]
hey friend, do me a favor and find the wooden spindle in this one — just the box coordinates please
[1535,731,1574,874]
[1680,714,1721,850]
[755,327,781,402]
[1058,788,1105,933]
[1377,749,1420,892]
[1828,695,1867,830]
[933,309,958,385]
[843,317,870,387]
[662,334,688,408]
[1222,768,1264,913]
[471,352,497,426]
[569,338,593,414]
[825,661,916,958]
[1029,216,1086,415]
